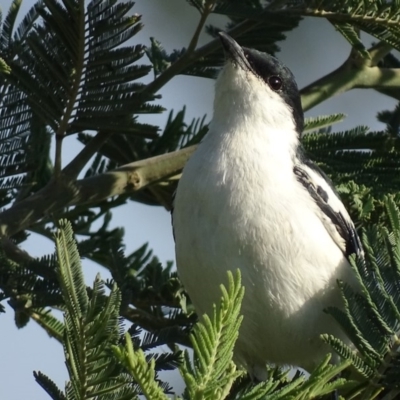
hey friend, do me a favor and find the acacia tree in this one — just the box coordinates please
[1,0,400,399]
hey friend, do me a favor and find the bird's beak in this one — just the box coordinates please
[218,32,252,72]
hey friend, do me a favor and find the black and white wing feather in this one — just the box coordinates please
[294,159,362,259]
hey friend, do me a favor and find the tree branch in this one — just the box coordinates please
[0,146,195,237]
[1,237,33,264]
[60,0,215,183]
[301,41,400,112]
[4,58,400,237]
[368,41,393,67]
[54,135,63,177]
[186,1,214,54]
[142,18,263,96]
[301,66,400,111]
[3,32,400,239]
[62,130,111,179]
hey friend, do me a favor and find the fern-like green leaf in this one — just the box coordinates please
[112,333,167,400]
[288,354,354,399]
[0,58,11,73]
[30,308,64,342]
[303,113,346,133]
[35,219,144,399]
[2,0,160,142]
[303,127,400,194]
[331,22,370,59]
[0,0,22,50]
[288,1,400,52]
[55,219,88,318]
[324,197,400,397]
[321,334,373,378]
[180,270,245,400]
[0,1,46,191]
[151,1,301,80]
[34,371,66,400]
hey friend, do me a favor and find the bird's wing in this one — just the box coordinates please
[293,160,362,259]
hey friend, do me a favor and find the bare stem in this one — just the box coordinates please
[0,146,195,237]
[63,131,111,179]
[301,66,400,111]
[142,18,262,97]
[368,41,393,67]
[301,42,400,111]
[54,135,63,176]
[187,2,213,54]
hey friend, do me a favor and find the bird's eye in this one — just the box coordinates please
[268,76,282,91]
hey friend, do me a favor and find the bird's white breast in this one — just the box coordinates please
[173,71,353,374]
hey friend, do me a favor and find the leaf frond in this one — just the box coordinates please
[304,113,346,133]
[324,196,400,396]
[180,270,245,399]
[112,333,168,400]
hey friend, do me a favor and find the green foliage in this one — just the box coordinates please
[303,126,400,195]
[5,0,159,136]
[303,113,346,133]
[3,0,400,398]
[0,58,10,74]
[112,333,170,400]
[0,0,40,188]
[301,108,400,229]
[330,22,370,59]
[35,220,182,399]
[53,219,132,399]
[0,0,160,191]
[29,236,355,400]
[0,214,193,344]
[78,106,207,208]
[286,1,400,53]
[180,270,245,399]
[322,197,400,399]
[31,308,65,342]
[146,1,301,80]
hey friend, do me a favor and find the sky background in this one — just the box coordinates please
[1,1,398,399]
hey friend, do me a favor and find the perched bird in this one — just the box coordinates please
[172,32,362,377]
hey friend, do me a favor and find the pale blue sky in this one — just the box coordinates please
[0,1,397,399]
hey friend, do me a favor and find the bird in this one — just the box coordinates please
[172,32,362,378]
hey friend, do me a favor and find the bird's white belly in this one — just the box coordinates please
[173,137,353,373]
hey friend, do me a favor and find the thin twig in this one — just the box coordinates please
[1,237,33,263]
[187,1,213,54]
[62,131,111,179]
[368,41,393,67]
[54,135,63,177]
[142,18,262,97]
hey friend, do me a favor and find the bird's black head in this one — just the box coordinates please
[218,32,304,135]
